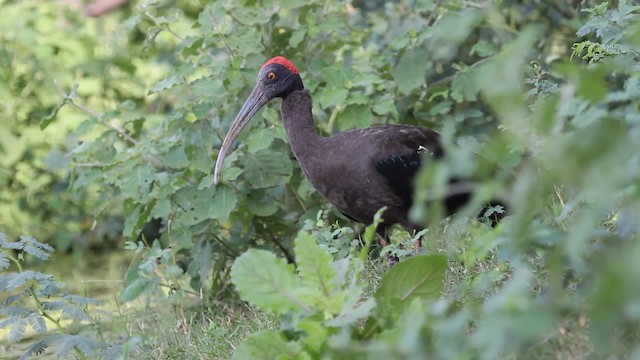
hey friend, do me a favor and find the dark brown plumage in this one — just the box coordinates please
[214,56,495,246]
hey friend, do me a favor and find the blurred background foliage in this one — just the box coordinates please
[1,0,640,358]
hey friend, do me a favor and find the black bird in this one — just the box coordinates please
[214,56,502,247]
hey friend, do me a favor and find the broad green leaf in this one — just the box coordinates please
[121,277,157,302]
[231,249,309,313]
[210,185,238,222]
[294,232,336,298]
[470,39,498,57]
[298,319,329,353]
[394,48,428,95]
[173,187,214,226]
[163,144,189,169]
[372,99,398,120]
[472,310,556,358]
[246,128,275,154]
[182,37,204,57]
[475,27,540,121]
[190,77,224,98]
[370,299,429,356]
[222,167,243,182]
[451,67,479,102]
[281,0,309,9]
[231,331,303,360]
[247,189,278,217]
[119,164,155,204]
[336,105,373,131]
[150,75,181,93]
[289,29,306,48]
[374,254,447,314]
[325,297,376,327]
[554,62,609,102]
[317,88,348,109]
[244,149,293,188]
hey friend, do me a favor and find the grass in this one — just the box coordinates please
[120,301,277,359]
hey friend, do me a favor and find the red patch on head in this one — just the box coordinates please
[261,56,299,74]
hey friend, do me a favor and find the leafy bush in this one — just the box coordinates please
[0,233,119,359]
[231,221,447,359]
[10,0,640,358]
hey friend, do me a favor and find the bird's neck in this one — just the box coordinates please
[281,90,324,160]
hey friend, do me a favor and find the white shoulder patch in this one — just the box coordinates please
[418,145,433,155]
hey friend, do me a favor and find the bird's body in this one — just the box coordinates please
[214,56,497,245]
[280,90,441,233]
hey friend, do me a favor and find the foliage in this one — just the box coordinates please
[0,1,146,252]
[3,0,640,358]
[230,226,447,359]
[0,232,119,359]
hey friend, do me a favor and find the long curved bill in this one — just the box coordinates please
[213,84,270,184]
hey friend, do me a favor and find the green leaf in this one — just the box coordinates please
[173,187,213,226]
[231,249,309,313]
[317,88,348,109]
[20,236,54,260]
[247,189,278,217]
[297,318,330,353]
[472,309,556,358]
[325,297,376,327]
[246,128,275,154]
[294,232,336,298]
[451,67,479,102]
[122,13,141,31]
[336,105,373,131]
[121,277,157,302]
[40,99,67,130]
[190,77,224,98]
[0,252,8,269]
[470,39,498,57]
[374,254,447,314]
[243,149,293,188]
[289,29,306,48]
[182,37,204,57]
[372,99,398,120]
[231,331,303,360]
[554,62,609,102]
[281,0,309,9]
[163,144,190,169]
[150,75,181,93]
[119,164,155,203]
[394,48,428,95]
[210,185,238,222]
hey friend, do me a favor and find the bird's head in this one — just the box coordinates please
[213,56,303,184]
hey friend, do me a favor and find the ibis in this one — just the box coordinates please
[213,56,502,248]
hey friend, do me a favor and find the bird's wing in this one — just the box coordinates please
[373,125,443,209]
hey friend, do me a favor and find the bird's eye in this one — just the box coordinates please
[267,71,277,80]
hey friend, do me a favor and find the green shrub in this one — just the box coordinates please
[0,233,119,359]
[28,0,640,357]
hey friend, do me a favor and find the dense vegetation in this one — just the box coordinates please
[2,0,640,358]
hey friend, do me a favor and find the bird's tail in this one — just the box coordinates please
[442,178,507,226]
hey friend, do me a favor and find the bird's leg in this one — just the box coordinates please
[376,226,399,266]
[405,224,424,254]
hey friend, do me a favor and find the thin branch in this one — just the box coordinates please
[143,11,218,62]
[265,227,295,264]
[54,85,140,146]
[554,184,566,207]
[425,0,443,26]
